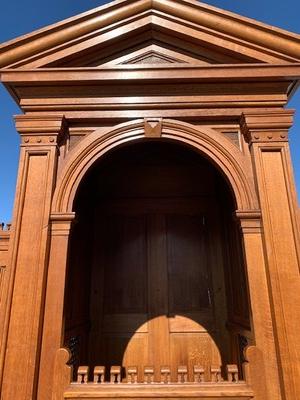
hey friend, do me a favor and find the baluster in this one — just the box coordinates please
[94,366,105,383]
[193,366,205,383]
[226,364,239,383]
[127,366,138,383]
[160,366,171,384]
[177,366,188,383]
[144,366,154,384]
[77,366,89,384]
[210,366,222,383]
[110,366,121,383]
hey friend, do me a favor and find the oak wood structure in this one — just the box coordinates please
[0,0,300,399]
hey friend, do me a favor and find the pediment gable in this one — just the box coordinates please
[0,0,300,69]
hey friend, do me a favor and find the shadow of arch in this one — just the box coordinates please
[119,313,225,382]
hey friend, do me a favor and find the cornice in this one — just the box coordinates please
[2,64,300,84]
[0,0,299,68]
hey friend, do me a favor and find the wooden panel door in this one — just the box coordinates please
[89,214,149,381]
[166,214,221,381]
[89,209,221,381]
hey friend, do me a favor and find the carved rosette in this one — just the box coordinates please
[15,115,68,146]
[240,110,294,145]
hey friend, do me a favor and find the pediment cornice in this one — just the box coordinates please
[0,0,300,69]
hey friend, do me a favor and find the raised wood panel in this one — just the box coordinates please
[103,215,147,314]
[167,215,210,312]
[168,312,215,333]
[102,314,148,333]
[170,333,221,381]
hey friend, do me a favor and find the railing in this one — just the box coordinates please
[74,364,240,385]
[52,347,263,399]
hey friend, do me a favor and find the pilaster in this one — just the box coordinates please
[38,212,75,400]
[241,110,300,400]
[1,115,68,400]
[235,210,281,399]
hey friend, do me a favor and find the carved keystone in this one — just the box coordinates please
[94,366,105,383]
[177,366,188,383]
[193,365,205,383]
[144,366,154,383]
[160,366,171,384]
[144,118,162,137]
[210,366,222,383]
[226,364,239,383]
[127,366,138,383]
[110,366,121,383]
[77,366,89,384]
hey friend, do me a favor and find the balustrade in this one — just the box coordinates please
[74,364,240,385]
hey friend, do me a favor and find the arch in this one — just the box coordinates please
[52,119,258,213]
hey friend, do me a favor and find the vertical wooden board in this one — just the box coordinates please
[241,231,281,399]
[148,315,170,381]
[103,215,147,314]
[259,150,300,393]
[170,333,221,381]
[166,215,210,312]
[2,153,50,399]
[122,333,149,382]
[147,215,170,380]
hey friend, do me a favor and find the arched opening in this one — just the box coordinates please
[63,140,252,382]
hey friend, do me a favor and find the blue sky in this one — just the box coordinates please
[0,0,300,223]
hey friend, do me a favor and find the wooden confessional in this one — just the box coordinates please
[1,0,300,399]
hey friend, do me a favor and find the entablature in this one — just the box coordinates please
[1,64,299,116]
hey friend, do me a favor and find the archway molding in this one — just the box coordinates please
[52,119,259,213]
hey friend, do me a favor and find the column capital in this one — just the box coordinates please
[240,110,294,145]
[235,210,262,233]
[14,114,68,147]
[50,212,76,236]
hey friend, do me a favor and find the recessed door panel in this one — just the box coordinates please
[90,209,222,382]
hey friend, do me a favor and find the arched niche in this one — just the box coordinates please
[60,134,255,382]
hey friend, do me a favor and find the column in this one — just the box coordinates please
[38,212,75,400]
[241,110,300,399]
[236,211,281,400]
[1,115,67,400]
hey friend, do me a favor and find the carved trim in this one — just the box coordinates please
[235,210,262,234]
[241,110,294,144]
[144,118,162,137]
[50,212,76,236]
[15,115,68,147]
[52,119,258,213]
[1,0,300,69]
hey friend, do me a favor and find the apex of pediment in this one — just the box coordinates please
[0,0,299,69]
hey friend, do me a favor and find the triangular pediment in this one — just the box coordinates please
[0,0,300,69]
